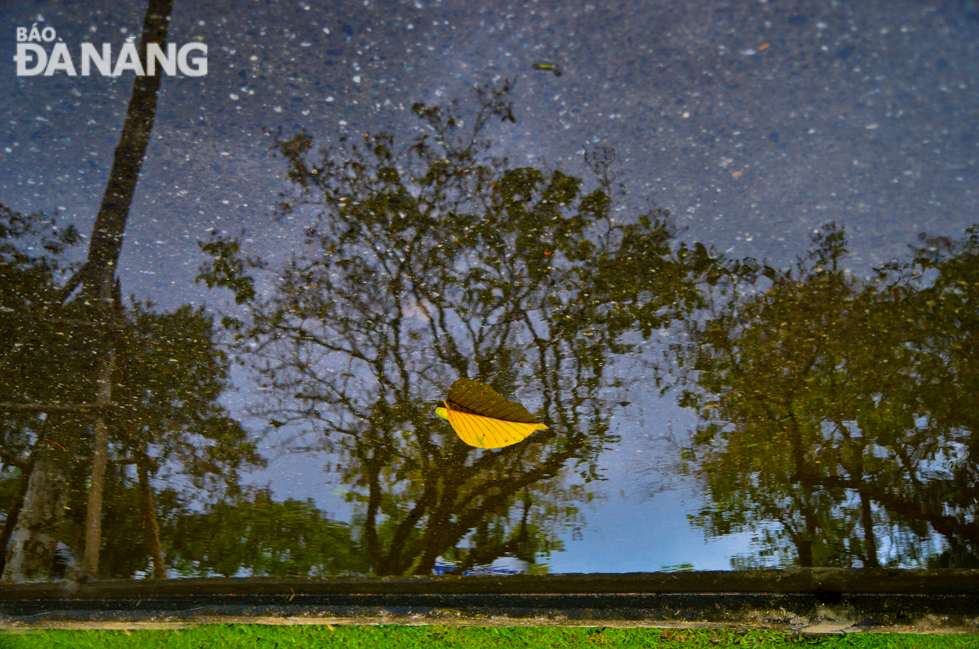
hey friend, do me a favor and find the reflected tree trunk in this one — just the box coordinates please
[2,434,73,581]
[72,0,173,579]
[0,449,38,576]
[859,488,880,568]
[80,298,117,578]
[791,507,817,568]
[137,455,166,579]
[82,0,173,282]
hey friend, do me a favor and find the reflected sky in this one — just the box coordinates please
[0,0,977,581]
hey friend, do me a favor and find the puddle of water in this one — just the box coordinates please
[1,0,977,583]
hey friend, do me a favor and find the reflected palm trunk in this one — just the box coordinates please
[80,278,119,578]
[74,0,174,579]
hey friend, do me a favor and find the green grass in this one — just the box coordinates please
[1,626,977,649]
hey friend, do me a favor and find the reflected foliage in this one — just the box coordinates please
[199,82,718,575]
[0,205,262,580]
[0,474,366,578]
[165,488,369,577]
[671,223,979,568]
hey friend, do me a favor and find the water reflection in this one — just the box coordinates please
[0,0,262,582]
[0,209,263,579]
[196,84,715,576]
[668,224,979,568]
[1,10,976,577]
[1,74,722,579]
[4,104,978,578]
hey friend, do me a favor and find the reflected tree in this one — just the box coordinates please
[0,206,82,578]
[868,225,979,567]
[199,82,718,575]
[0,203,262,580]
[0,0,265,583]
[669,223,979,568]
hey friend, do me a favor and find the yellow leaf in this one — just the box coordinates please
[435,378,547,449]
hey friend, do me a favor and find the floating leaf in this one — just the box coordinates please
[435,378,547,449]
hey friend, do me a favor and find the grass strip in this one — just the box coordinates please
[1,625,977,649]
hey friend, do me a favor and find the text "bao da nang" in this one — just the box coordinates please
[14,26,207,77]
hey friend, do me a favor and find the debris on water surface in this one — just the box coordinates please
[532,62,562,76]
